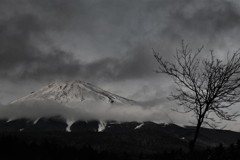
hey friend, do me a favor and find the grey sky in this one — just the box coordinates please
[1,0,240,129]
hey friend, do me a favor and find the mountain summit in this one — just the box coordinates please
[11,80,134,104]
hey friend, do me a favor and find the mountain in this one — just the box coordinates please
[11,80,134,105]
[4,80,240,153]
[0,118,240,152]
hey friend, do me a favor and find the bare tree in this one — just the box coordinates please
[153,41,240,151]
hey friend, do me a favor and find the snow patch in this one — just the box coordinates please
[66,120,75,132]
[98,121,107,132]
[135,123,144,129]
[11,80,134,105]
[33,117,40,125]
[6,118,14,123]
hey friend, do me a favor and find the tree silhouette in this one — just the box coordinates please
[154,41,240,151]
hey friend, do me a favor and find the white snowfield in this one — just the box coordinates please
[11,80,135,105]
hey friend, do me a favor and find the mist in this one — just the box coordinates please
[0,100,172,123]
[1,98,239,131]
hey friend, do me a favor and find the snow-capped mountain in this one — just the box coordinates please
[7,80,140,133]
[3,80,240,150]
[11,80,134,105]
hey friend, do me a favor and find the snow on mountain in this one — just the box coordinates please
[11,80,135,105]
[33,118,40,125]
[135,123,144,129]
[66,119,75,132]
[98,121,107,132]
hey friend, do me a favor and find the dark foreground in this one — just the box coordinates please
[0,132,240,160]
[1,118,240,159]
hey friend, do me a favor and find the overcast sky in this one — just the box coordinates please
[1,0,240,130]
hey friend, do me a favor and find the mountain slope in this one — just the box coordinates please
[0,118,240,149]
[11,80,134,105]
[7,80,240,151]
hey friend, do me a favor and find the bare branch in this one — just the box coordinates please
[154,41,240,151]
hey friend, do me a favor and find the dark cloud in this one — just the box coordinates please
[83,46,156,81]
[162,0,240,41]
[0,13,81,81]
[0,10,154,81]
[0,0,158,82]
[1,0,240,82]
[1,0,240,104]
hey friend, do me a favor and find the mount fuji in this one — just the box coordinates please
[11,80,135,105]
[1,80,240,151]
[3,80,141,133]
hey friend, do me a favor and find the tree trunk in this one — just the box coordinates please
[189,120,202,152]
